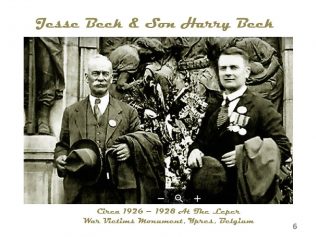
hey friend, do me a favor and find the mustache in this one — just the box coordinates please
[94,83,108,87]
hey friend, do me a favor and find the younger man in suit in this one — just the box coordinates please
[187,47,291,203]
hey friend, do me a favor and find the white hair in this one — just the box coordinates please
[87,54,113,73]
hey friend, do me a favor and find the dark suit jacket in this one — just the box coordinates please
[55,96,141,156]
[54,96,142,203]
[190,89,291,161]
[189,89,291,203]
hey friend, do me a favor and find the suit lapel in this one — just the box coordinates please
[234,88,254,114]
[105,97,122,143]
[217,88,254,136]
[74,97,89,139]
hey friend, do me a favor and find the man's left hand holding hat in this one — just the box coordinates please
[188,148,204,168]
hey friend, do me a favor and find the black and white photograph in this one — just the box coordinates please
[23,37,293,205]
[1,0,315,236]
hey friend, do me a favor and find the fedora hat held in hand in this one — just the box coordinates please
[65,139,103,185]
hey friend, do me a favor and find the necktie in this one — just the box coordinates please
[94,98,102,123]
[217,98,229,128]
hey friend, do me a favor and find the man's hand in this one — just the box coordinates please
[55,155,67,176]
[111,143,131,161]
[187,149,204,168]
[221,150,236,167]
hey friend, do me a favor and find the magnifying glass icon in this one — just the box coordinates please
[175,194,183,203]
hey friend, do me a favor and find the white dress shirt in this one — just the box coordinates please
[222,85,247,116]
[89,93,110,115]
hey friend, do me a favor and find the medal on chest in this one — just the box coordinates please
[227,106,250,136]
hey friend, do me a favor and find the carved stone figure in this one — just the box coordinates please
[24,37,65,135]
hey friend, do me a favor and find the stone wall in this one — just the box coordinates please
[24,37,293,204]
[24,38,99,203]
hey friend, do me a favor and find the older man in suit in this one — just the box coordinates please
[54,54,164,204]
[187,47,291,203]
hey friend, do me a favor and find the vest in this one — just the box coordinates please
[86,102,110,151]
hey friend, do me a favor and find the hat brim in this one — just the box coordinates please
[66,139,103,185]
[189,156,227,197]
